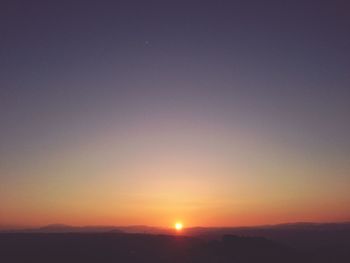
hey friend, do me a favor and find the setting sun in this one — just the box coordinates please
[175,222,183,231]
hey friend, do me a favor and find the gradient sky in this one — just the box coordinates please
[1,0,350,228]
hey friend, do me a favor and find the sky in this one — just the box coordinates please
[0,0,350,228]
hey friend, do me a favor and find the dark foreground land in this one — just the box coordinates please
[0,232,349,263]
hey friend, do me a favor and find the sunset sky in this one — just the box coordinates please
[1,1,349,228]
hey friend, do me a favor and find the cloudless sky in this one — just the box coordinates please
[1,0,349,228]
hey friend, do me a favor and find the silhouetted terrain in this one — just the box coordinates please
[186,222,350,248]
[5,222,350,248]
[1,231,349,262]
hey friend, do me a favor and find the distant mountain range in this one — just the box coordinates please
[184,222,350,248]
[2,221,350,248]
[1,223,169,234]
[3,221,350,233]
[1,222,350,262]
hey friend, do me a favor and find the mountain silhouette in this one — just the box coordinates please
[1,232,349,263]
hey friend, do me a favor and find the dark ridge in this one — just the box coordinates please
[1,232,349,263]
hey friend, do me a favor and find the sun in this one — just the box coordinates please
[175,222,183,231]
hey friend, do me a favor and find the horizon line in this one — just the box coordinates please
[1,220,350,231]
